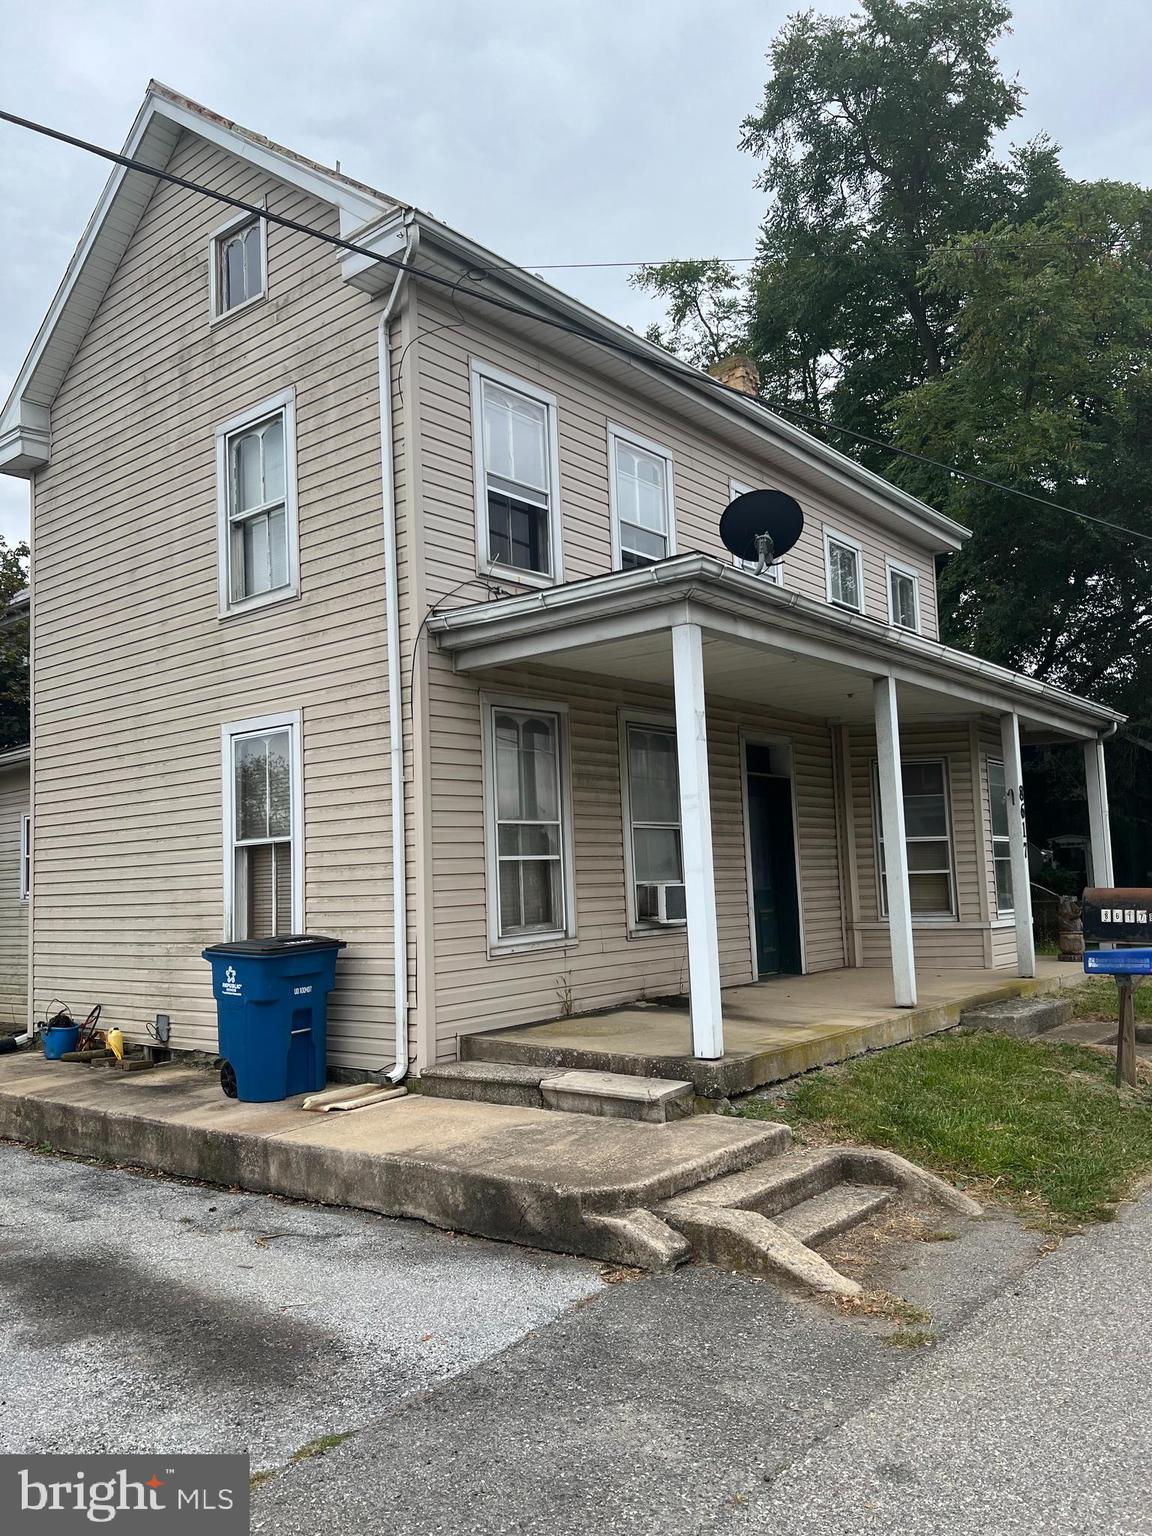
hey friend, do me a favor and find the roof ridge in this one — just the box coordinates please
[146,79,407,212]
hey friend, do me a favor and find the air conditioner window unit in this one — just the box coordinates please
[636,881,687,924]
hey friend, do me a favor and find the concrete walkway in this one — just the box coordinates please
[0,1054,783,1266]
[467,959,1085,1093]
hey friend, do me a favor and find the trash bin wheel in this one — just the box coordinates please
[219,1060,238,1099]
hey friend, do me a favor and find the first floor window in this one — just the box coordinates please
[875,758,955,917]
[488,704,568,939]
[227,719,298,939]
[988,758,1015,913]
[826,533,863,611]
[214,216,264,314]
[612,430,673,568]
[19,813,29,901]
[475,369,559,579]
[626,723,686,924]
[888,564,920,631]
[217,394,298,613]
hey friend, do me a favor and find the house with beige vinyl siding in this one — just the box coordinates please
[0,84,1122,1091]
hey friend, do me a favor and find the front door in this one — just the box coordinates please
[745,744,802,978]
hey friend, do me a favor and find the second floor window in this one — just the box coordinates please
[474,368,560,581]
[216,392,298,615]
[212,215,265,317]
[610,428,674,569]
[888,562,921,632]
[730,478,782,585]
[826,531,863,612]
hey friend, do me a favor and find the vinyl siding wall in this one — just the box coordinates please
[845,721,1016,970]
[30,130,399,1069]
[425,660,845,1059]
[413,294,941,629]
[0,765,29,1030]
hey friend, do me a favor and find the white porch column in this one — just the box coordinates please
[999,712,1036,978]
[873,675,916,1007]
[671,622,724,1059]
[1083,737,1115,887]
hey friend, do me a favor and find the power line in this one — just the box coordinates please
[3,105,1151,549]
[765,401,1152,546]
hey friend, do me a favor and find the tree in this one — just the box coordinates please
[891,181,1152,716]
[0,538,29,751]
[635,0,1063,449]
[631,259,747,370]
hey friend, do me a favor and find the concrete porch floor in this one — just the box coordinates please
[462,959,1087,1096]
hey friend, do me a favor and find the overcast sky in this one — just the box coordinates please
[2,0,1150,544]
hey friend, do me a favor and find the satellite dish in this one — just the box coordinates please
[719,489,804,572]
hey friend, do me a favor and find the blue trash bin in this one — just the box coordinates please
[201,935,347,1102]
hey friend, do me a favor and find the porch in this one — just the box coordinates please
[460,959,1086,1096]
[429,554,1121,1067]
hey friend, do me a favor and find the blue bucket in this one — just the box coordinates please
[42,1025,80,1060]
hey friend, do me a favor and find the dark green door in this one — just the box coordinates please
[746,749,802,978]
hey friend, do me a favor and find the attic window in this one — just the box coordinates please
[212,215,266,317]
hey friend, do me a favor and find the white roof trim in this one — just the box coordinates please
[0,83,393,478]
[429,554,1121,736]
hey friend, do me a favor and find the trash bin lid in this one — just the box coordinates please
[202,933,347,957]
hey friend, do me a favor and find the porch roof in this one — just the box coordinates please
[429,554,1123,743]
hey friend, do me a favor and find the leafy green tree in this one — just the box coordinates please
[0,537,29,751]
[631,259,747,369]
[891,181,1152,715]
[742,0,1062,439]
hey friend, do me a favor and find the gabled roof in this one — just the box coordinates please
[0,84,968,553]
[0,81,399,475]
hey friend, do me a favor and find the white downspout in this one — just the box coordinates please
[377,217,419,1082]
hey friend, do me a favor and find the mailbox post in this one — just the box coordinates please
[1082,889,1152,1088]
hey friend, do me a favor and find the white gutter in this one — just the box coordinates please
[376,215,419,1082]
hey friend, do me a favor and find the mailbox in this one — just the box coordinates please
[1081,888,1152,945]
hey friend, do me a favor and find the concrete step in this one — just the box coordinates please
[420,1060,695,1123]
[420,1061,551,1110]
[667,1146,841,1216]
[960,995,1072,1037]
[774,1183,895,1247]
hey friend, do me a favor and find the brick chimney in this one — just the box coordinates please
[707,353,760,398]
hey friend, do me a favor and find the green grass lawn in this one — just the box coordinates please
[738,1031,1152,1225]
[1069,977,1152,1021]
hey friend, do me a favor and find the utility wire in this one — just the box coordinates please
[3,106,1151,548]
[764,401,1152,546]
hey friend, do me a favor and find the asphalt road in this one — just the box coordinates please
[3,1140,1149,1534]
[0,1142,602,1470]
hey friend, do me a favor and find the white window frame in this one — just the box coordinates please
[729,478,783,585]
[608,423,677,572]
[886,558,922,633]
[871,756,957,921]
[481,693,576,953]
[208,208,268,323]
[619,709,686,937]
[215,388,300,618]
[470,360,564,588]
[221,710,304,941]
[19,813,30,902]
[824,526,864,613]
[987,756,1015,916]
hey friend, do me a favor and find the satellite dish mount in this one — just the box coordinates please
[719,489,805,571]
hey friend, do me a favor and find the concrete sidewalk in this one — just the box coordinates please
[0,1054,783,1266]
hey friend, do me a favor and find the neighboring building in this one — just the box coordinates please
[0,85,1121,1076]
[0,746,30,1033]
